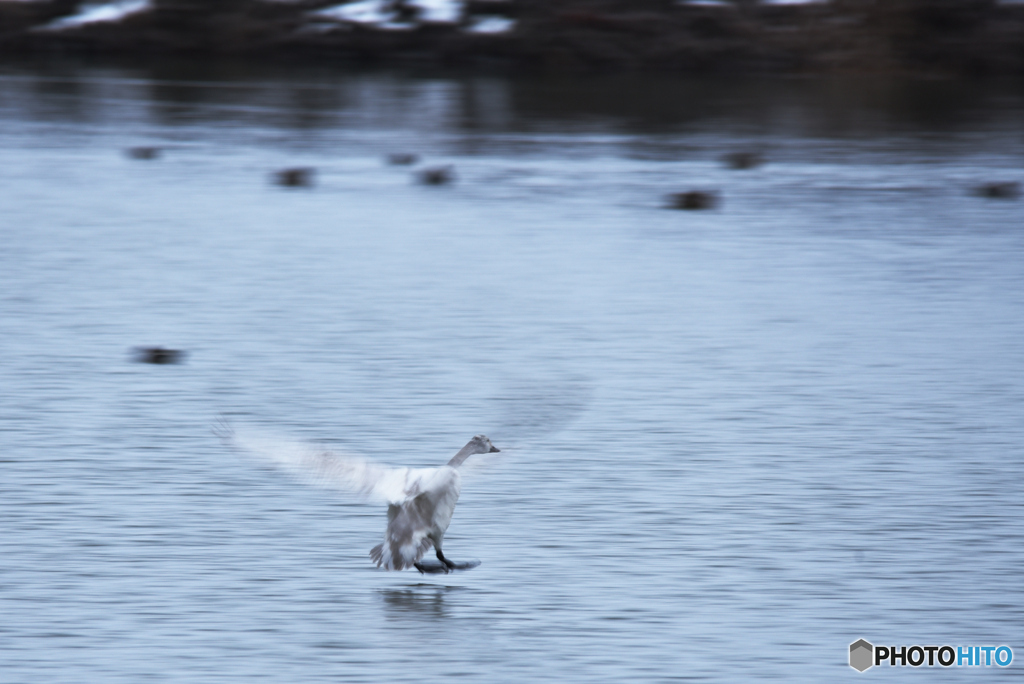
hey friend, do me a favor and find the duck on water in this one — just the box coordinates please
[222,426,500,574]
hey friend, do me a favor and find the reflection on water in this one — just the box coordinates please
[4,57,1024,142]
[1,58,1023,683]
[379,586,464,621]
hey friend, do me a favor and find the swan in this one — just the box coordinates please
[222,425,499,573]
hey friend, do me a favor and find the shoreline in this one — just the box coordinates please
[2,1,1024,76]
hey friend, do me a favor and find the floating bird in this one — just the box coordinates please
[387,153,419,166]
[972,181,1020,200]
[126,146,160,160]
[668,190,719,210]
[722,151,763,170]
[417,165,456,186]
[133,347,185,364]
[224,428,499,573]
[274,167,315,187]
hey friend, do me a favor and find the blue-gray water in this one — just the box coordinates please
[1,64,1023,682]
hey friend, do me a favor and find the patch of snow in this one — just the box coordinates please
[679,0,829,4]
[465,16,515,34]
[410,0,462,23]
[314,0,393,24]
[42,0,151,30]
[314,0,463,26]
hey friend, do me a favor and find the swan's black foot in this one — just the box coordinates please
[414,559,449,574]
[436,549,457,571]
[412,559,482,573]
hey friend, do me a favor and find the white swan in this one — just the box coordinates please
[224,426,499,573]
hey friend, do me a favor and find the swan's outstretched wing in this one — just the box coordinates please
[221,422,433,505]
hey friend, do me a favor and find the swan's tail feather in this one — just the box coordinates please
[370,543,385,566]
[369,536,433,571]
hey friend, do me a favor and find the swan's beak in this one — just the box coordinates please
[489,445,500,453]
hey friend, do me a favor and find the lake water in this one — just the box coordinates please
[1,61,1023,682]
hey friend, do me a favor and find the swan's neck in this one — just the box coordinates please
[447,442,476,467]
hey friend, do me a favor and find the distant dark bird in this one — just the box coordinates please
[127,147,160,160]
[723,151,763,170]
[133,347,185,365]
[417,165,456,186]
[972,182,1020,200]
[669,191,719,210]
[387,153,419,166]
[274,168,315,187]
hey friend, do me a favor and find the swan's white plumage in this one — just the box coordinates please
[228,428,440,504]
[224,425,496,571]
[370,466,462,570]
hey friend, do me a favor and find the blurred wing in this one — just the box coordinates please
[489,374,591,445]
[459,374,590,478]
[221,422,431,504]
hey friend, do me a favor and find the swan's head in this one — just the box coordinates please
[472,434,500,454]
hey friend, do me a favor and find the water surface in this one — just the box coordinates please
[1,63,1023,682]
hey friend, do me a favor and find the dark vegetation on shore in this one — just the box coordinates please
[2,1,1024,75]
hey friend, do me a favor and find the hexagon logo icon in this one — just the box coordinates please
[850,639,874,672]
